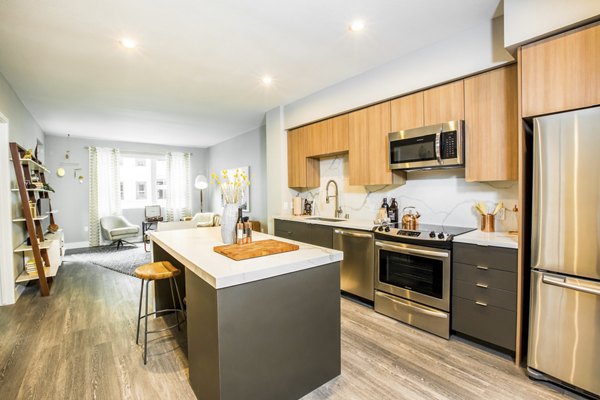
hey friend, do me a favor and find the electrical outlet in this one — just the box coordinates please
[83,226,88,232]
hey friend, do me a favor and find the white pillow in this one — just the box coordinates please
[196,221,214,227]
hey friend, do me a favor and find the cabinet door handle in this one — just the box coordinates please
[476,265,488,270]
[476,283,488,289]
[475,301,488,307]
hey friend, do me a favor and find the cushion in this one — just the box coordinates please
[110,226,139,236]
[196,221,214,227]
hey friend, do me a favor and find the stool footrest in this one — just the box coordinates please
[138,308,186,320]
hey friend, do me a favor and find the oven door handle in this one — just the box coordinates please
[375,241,449,258]
[378,292,448,319]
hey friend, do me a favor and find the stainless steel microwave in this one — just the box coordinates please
[388,120,464,171]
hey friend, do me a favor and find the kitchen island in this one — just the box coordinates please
[149,227,343,400]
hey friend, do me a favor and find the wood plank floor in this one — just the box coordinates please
[0,260,583,399]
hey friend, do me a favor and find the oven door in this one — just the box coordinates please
[389,132,439,169]
[375,240,450,311]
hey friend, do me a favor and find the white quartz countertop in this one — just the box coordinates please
[274,215,375,231]
[149,227,343,289]
[453,230,519,249]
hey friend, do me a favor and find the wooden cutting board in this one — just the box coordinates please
[213,239,300,261]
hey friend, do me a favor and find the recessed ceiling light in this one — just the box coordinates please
[120,38,137,49]
[262,75,273,86]
[349,19,365,32]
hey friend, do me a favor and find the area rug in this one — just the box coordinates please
[64,243,151,276]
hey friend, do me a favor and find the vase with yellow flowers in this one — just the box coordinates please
[211,168,250,244]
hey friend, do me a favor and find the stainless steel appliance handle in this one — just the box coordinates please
[375,241,449,258]
[378,292,448,318]
[435,129,442,164]
[542,273,600,296]
[333,229,373,239]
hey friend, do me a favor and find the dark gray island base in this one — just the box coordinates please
[151,238,341,400]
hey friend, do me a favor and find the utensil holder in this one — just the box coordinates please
[481,214,495,232]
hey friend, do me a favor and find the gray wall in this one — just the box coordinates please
[0,71,45,300]
[206,125,267,231]
[44,135,208,245]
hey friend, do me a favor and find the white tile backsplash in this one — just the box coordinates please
[293,155,518,231]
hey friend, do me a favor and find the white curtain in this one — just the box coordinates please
[166,152,191,221]
[89,147,121,246]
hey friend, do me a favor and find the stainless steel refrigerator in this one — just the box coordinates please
[528,106,600,397]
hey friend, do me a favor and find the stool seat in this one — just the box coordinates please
[135,261,180,280]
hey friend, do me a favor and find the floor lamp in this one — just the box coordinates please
[194,175,208,212]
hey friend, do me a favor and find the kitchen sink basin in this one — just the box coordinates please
[306,217,346,222]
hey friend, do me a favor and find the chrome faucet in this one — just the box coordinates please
[325,180,343,218]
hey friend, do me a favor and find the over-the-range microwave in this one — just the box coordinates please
[388,120,464,171]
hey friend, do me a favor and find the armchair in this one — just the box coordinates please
[100,215,140,249]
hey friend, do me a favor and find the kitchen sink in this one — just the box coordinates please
[306,217,346,222]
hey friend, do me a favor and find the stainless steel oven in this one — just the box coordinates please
[374,239,451,338]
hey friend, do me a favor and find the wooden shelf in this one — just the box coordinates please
[11,188,51,193]
[15,263,61,283]
[14,240,52,253]
[21,158,50,173]
[12,215,49,222]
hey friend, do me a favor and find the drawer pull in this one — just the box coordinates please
[475,301,488,307]
[476,265,488,270]
[476,283,488,289]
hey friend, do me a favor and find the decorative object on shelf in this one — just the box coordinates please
[42,183,55,193]
[303,200,313,216]
[212,168,250,244]
[29,201,37,218]
[22,149,33,159]
[194,174,208,212]
[56,167,65,177]
[49,223,59,233]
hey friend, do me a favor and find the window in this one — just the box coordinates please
[120,155,168,209]
[136,182,147,200]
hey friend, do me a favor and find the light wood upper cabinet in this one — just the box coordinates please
[306,114,349,157]
[390,92,424,132]
[349,102,405,186]
[464,65,518,182]
[521,22,600,117]
[424,80,465,125]
[287,126,319,189]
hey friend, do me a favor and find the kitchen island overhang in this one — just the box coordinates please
[149,227,343,400]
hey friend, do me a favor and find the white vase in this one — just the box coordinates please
[221,203,238,244]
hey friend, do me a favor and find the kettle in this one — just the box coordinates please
[401,206,420,230]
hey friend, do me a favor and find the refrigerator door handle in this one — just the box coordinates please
[542,273,600,296]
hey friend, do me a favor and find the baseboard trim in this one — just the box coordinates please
[65,241,89,250]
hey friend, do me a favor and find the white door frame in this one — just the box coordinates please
[0,112,14,305]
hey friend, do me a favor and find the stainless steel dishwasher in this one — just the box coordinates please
[333,228,375,301]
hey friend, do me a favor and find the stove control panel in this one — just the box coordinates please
[398,230,421,237]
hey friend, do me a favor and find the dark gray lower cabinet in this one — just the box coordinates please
[452,243,517,352]
[274,219,333,248]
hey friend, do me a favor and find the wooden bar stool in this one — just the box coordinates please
[135,261,186,364]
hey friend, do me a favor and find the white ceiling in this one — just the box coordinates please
[0,0,500,148]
